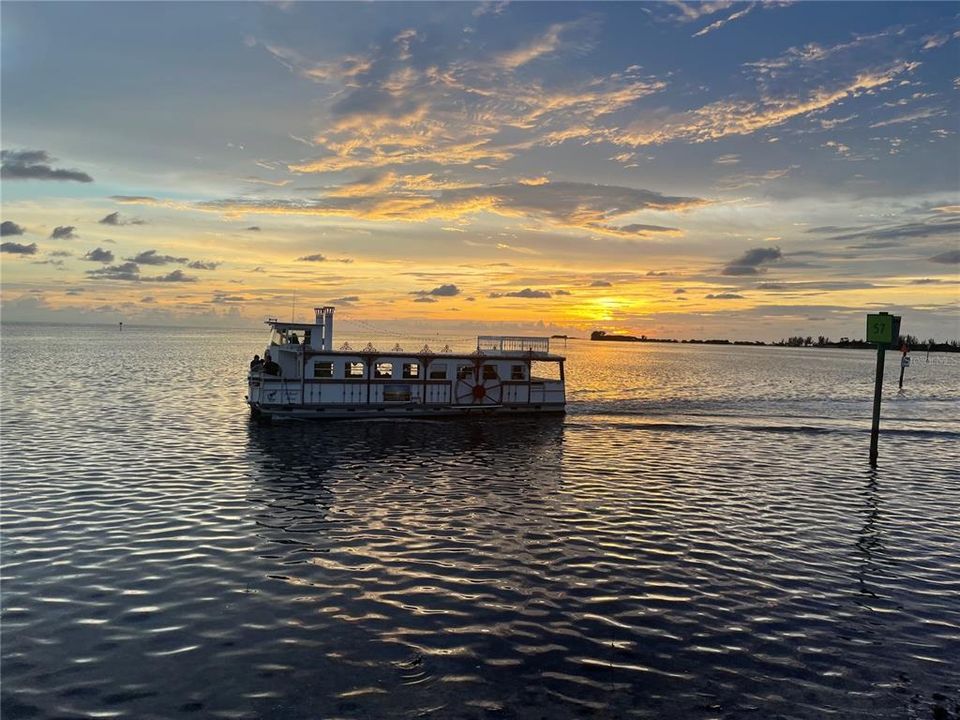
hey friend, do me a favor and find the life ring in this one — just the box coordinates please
[472,384,486,400]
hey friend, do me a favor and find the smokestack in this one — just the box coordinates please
[314,306,335,351]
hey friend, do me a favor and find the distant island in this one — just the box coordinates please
[590,330,960,352]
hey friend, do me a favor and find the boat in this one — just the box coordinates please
[246,307,566,420]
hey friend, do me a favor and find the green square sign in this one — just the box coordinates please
[866,314,892,343]
[866,313,901,345]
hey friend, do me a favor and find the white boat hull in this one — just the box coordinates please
[247,400,565,420]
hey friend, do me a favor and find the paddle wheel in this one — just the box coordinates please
[454,360,502,406]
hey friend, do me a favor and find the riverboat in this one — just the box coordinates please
[246,307,566,419]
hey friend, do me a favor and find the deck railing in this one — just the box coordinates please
[477,336,551,353]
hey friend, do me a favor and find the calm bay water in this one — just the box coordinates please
[2,324,958,720]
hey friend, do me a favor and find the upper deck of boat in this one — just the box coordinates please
[265,320,566,362]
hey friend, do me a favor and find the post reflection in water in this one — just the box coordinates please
[855,471,885,601]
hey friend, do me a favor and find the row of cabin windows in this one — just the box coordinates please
[313,361,527,380]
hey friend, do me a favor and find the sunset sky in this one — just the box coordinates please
[2,1,958,340]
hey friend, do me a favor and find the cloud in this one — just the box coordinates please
[49,250,72,257]
[412,283,460,297]
[85,262,195,283]
[828,217,960,245]
[722,246,782,275]
[706,292,744,299]
[1,241,38,255]
[87,262,141,281]
[50,226,78,240]
[196,180,703,237]
[246,226,262,231]
[494,20,592,69]
[297,253,327,262]
[111,195,160,204]
[716,166,795,190]
[930,250,960,264]
[713,154,740,165]
[489,288,552,299]
[822,140,851,157]
[590,280,612,287]
[1,149,94,182]
[99,211,145,226]
[187,260,221,270]
[141,296,156,304]
[147,269,197,283]
[127,249,188,265]
[692,3,756,38]
[242,176,291,187]
[473,0,510,17]
[211,293,247,304]
[613,35,920,148]
[754,280,880,291]
[1,221,25,236]
[646,270,670,276]
[329,295,359,305]
[921,33,952,51]
[869,107,946,128]
[667,1,736,23]
[674,288,686,294]
[413,296,437,303]
[264,28,665,176]
[82,247,115,263]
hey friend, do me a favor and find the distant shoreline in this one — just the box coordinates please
[590,331,960,353]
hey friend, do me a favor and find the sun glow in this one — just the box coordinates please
[573,296,641,323]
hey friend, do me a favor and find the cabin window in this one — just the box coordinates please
[375,362,393,379]
[482,364,499,380]
[345,361,364,378]
[303,330,312,347]
[402,362,420,379]
[531,360,561,381]
[511,365,525,380]
[313,361,334,379]
[429,363,447,380]
[456,364,473,380]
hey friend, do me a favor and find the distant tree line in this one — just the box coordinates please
[590,330,959,352]
[775,335,958,351]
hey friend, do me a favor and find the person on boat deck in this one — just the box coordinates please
[288,332,299,345]
[250,355,263,372]
[261,352,281,377]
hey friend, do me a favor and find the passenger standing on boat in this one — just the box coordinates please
[250,355,263,372]
[262,352,281,377]
[288,332,299,345]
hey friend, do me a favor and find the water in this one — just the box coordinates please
[2,324,958,720]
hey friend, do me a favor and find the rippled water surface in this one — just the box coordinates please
[2,324,959,719]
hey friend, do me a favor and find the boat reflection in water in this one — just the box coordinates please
[241,417,572,717]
